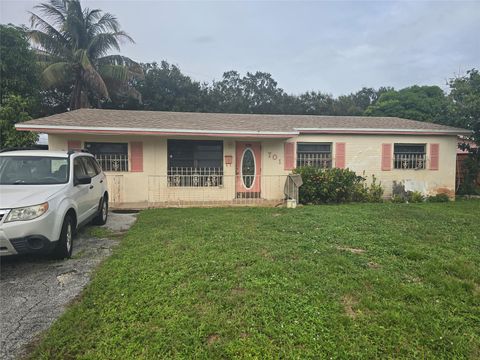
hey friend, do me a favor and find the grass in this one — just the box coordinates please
[31,201,479,359]
[84,225,119,239]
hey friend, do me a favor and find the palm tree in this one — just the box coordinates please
[29,0,142,109]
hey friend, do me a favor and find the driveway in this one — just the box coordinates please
[0,212,137,360]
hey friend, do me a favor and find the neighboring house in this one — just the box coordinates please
[16,109,470,207]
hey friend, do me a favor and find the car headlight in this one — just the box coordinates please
[5,202,49,223]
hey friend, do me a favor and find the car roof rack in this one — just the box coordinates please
[67,148,91,156]
[0,147,43,153]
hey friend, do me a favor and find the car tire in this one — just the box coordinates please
[92,197,108,225]
[52,215,74,259]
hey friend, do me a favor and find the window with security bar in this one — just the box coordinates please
[84,142,128,171]
[296,143,332,168]
[167,140,223,187]
[393,144,426,169]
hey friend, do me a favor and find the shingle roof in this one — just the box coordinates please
[16,109,470,136]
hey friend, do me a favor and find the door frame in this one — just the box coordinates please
[235,141,261,196]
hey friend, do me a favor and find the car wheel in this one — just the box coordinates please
[52,215,74,259]
[92,197,108,225]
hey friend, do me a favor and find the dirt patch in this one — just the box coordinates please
[433,187,455,198]
[404,274,423,284]
[272,213,281,217]
[234,262,249,274]
[337,246,366,254]
[206,334,220,345]
[239,332,249,339]
[56,270,79,286]
[194,302,213,316]
[260,249,274,260]
[231,287,246,296]
[342,294,359,319]
[472,283,480,296]
[367,261,380,269]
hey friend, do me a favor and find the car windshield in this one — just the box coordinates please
[0,156,69,185]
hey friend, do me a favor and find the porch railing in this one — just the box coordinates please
[297,153,332,168]
[393,153,426,169]
[167,167,223,187]
[141,174,300,207]
[95,154,129,172]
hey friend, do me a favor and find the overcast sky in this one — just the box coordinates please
[1,0,479,96]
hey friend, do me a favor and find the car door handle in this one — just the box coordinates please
[89,185,94,189]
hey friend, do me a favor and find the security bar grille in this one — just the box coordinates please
[95,154,129,172]
[168,167,224,187]
[393,153,426,169]
[296,153,332,168]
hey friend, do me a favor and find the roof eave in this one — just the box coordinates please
[14,124,298,138]
[295,128,472,136]
[15,124,472,137]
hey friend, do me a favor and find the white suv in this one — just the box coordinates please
[0,149,109,259]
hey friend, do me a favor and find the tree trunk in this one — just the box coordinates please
[70,77,82,110]
[70,71,90,109]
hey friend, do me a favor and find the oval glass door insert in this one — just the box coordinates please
[241,148,255,189]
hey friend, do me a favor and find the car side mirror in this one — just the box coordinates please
[74,175,91,186]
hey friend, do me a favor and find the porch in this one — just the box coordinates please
[105,173,300,209]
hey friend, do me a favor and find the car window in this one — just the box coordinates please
[73,158,87,178]
[81,157,98,178]
[88,157,102,175]
[0,156,69,184]
[91,158,102,174]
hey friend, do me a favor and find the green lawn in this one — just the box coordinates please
[32,201,479,359]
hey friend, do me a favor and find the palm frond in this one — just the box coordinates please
[82,66,109,100]
[32,0,67,27]
[29,12,69,44]
[32,48,62,64]
[98,64,134,83]
[97,54,137,67]
[113,30,134,44]
[88,11,119,35]
[88,33,121,58]
[84,8,102,30]
[41,62,73,87]
[98,55,143,78]
[29,29,70,59]
[74,49,94,71]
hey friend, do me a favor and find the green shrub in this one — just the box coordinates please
[391,194,406,203]
[366,175,384,202]
[293,167,384,204]
[426,193,450,202]
[407,191,424,203]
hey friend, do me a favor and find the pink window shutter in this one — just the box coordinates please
[381,143,392,171]
[335,143,346,168]
[67,140,81,150]
[284,142,295,170]
[130,142,143,172]
[430,143,439,170]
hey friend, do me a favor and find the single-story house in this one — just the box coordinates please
[16,109,470,207]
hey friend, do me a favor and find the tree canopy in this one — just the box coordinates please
[0,24,40,148]
[0,24,40,102]
[364,85,453,125]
